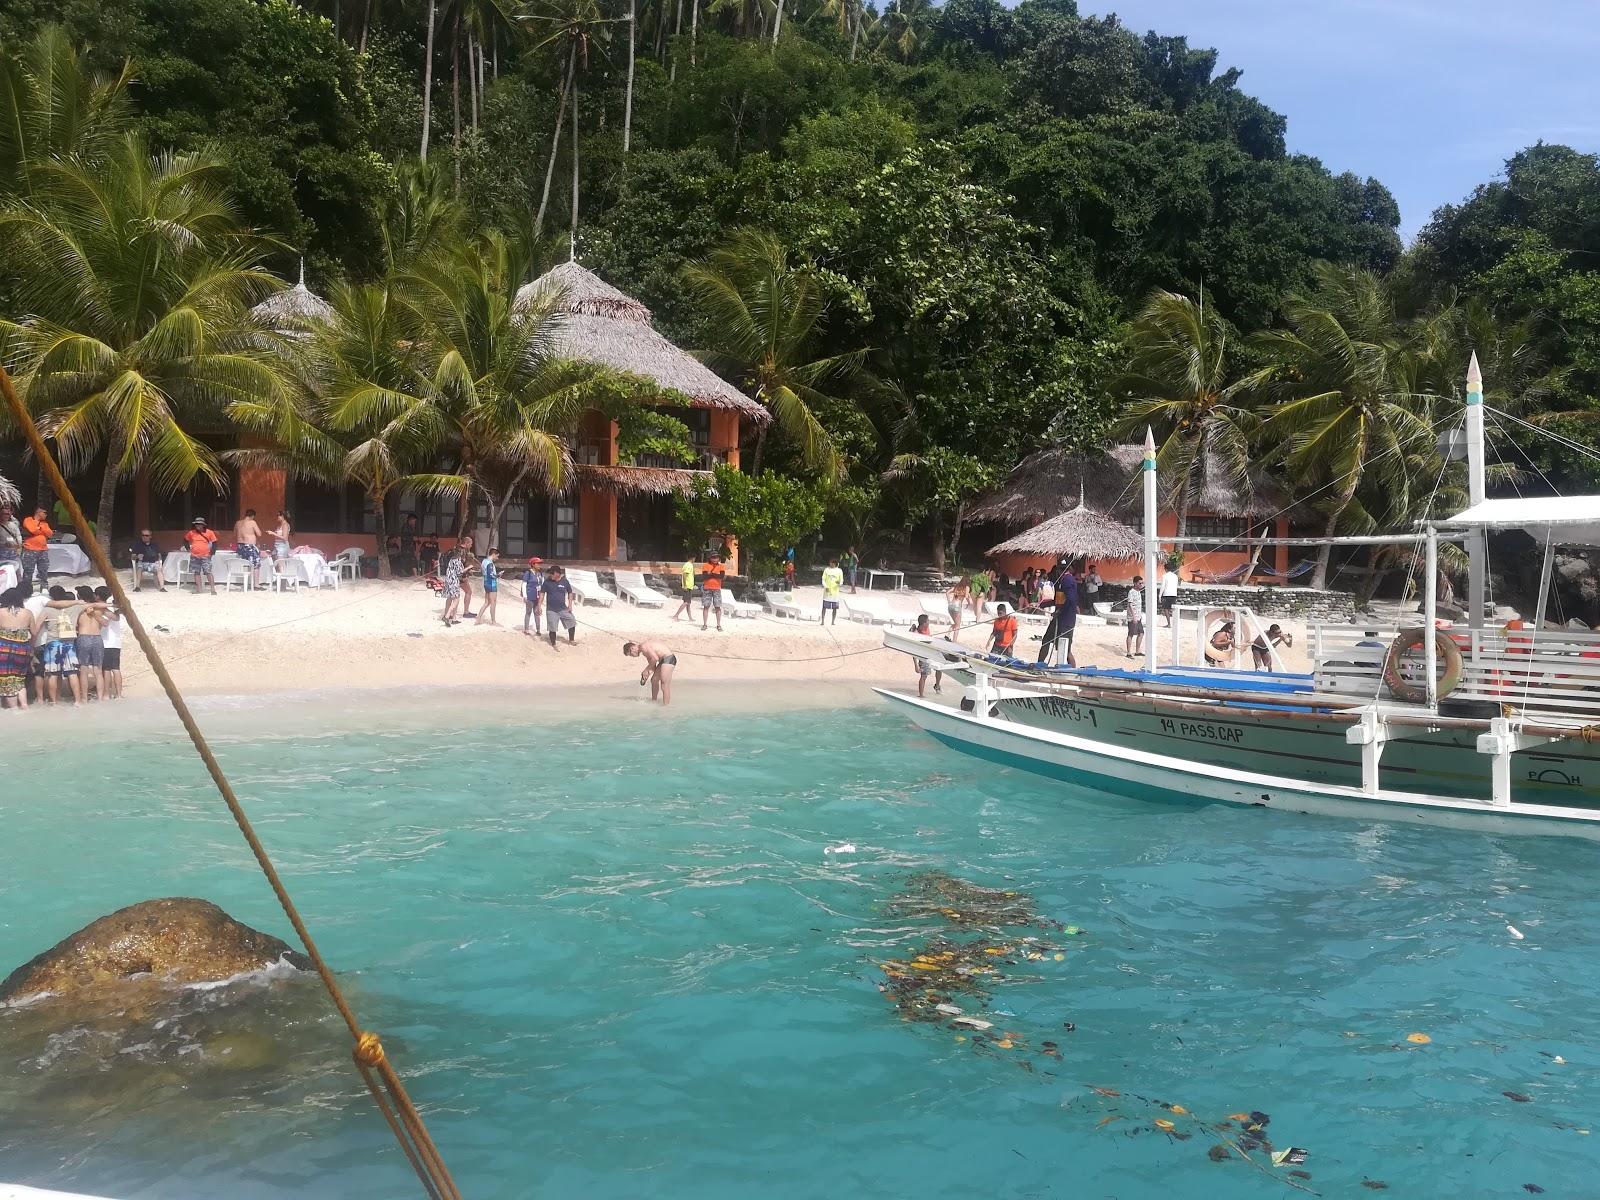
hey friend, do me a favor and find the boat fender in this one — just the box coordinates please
[1382,627,1463,702]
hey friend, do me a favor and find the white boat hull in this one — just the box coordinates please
[876,688,1600,839]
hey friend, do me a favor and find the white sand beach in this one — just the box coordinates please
[27,573,1318,703]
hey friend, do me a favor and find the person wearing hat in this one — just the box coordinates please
[183,517,218,595]
[522,556,547,635]
[699,551,726,632]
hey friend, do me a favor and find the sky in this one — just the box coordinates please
[1076,0,1600,241]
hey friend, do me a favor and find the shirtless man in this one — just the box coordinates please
[623,640,676,707]
[234,508,264,585]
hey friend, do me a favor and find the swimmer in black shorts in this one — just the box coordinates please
[623,640,676,707]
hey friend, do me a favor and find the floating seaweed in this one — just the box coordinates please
[884,871,1069,932]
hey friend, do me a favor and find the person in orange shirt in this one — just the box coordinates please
[20,506,51,589]
[184,517,218,595]
[699,551,726,632]
[987,601,1020,659]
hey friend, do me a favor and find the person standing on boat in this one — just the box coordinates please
[1037,560,1078,667]
[1160,561,1180,627]
[624,640,676,706]
[1124,576,1145,660]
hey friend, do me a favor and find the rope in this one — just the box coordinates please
[0,367,462,1200]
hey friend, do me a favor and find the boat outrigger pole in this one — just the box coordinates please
[1466,351,1487,630]
[1143,427,1160,673]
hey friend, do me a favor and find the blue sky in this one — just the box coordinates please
[1076,0,1600,241]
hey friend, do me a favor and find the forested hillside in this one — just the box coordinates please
[2,0,1596,565]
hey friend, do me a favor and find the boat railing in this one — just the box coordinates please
[1168,604,1290,672]
[1311,621,1600,723]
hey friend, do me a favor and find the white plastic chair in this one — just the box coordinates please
[331,547,363,582]
[222,557,254,592]
[273,557,310,592]
[613,569,671,606]
[256,558,278,591]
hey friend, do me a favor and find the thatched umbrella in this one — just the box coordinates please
[516,262,768,424]
[249,262,335,336]
[986,493,1144,562]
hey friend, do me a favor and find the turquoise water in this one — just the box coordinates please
[4,691,1600,1198]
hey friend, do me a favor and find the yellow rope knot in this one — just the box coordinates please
[354,1031,387,1068]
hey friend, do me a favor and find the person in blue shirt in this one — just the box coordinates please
[522,557,546,636]
[1035,559,1078,667]
[542,565,576,647]
[476,546,500,626]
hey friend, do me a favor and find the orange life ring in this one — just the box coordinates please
[1383,627,1463,703]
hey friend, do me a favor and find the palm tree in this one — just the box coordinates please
[872,0,932,61]
[401,231,606,538]
[682,229,861,478]
[1115,289,1261,539]
[0,132,286,552]
[0,26,132,196]
[1253,264,1441,589]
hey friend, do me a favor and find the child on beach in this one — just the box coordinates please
[624,640,677,706]
[820,556,843,624]
[910,613,941,697]
[673,558,696,622]
[522,557,546,635]
[477,547,500,626]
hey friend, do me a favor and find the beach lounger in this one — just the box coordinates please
[1093,601,1128,625]
[724,595,763,619]
[565,568,616,606]
[766,593,815,620]
[613,569,671,607]
[843,596,896,625]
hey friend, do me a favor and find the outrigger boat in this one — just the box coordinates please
[878,356,1600,836]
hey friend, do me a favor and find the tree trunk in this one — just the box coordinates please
[749,422,768,476]
[670,0,683,77]
[770,0,783,44]
[94,461,117,554]
[374,490,392,579]
[34,460,55,522]
[948,498,966,564]
[930,510,945,572]
[569,72,580,257]
[849,6,860,60]
[334,0,342,42]
[420,0,437,159]
[451,13,462,193]
[690,0,698,66]
[534,48,574,240]
[469,32,479,133]
[359,0,373,53]
[623,0,636,153]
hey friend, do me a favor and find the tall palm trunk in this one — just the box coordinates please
[420,0,437,159]
[770,0,783,43]
[690,0,698,66]
[450,12,462,192]
[669,0,683,78]
[568,67,581,256]
[359,0,373,52]
[848,5,860,59]
[94,461,117,554]
[469,32,479,133]
[533,47,574,239]
[623,0,636,153]
[374,490,392,579]
[1312,477,1359,591]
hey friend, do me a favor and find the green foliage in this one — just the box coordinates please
[674,464,827,573]
[616,407,695,465]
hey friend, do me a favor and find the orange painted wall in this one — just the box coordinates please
[710,410,741,469]
[577,490,616,560]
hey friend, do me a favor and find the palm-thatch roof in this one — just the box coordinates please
[966,445,1289,529]
[987,499,1144,561]
[249,263,335,335]
[570,463,709,498]
[516,262,768,424]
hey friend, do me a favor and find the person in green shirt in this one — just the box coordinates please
[673,558,697,622]
[820,557,844,624]
[842,547,860,594]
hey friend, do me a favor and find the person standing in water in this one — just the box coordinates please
[623,640,676,706]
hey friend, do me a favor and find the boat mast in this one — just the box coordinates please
[1143,427,1160,672]
[1466,352,1487,629]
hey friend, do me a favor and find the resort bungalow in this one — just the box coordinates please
[113,263,768,569]
[966,445,1293,583]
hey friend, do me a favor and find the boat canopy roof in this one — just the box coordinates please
[1439,496,1600,544]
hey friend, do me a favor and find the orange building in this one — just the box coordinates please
[130,264,768,570]
[966,445,1293,584]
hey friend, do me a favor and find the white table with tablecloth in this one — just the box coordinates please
[0,560,16,592]
[46,542,91,575]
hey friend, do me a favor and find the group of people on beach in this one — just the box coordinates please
[119,511,296,595]
[0,582,124,710]
[434,535,580,648]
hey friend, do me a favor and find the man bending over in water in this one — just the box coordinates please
[623,640,676,706]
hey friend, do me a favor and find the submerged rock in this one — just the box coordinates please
[1,897,310,1004]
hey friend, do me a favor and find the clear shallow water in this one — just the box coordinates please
[4,695,1600,1199]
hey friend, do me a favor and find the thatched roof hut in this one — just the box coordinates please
[987,499,1144,561]
[249,264,335,335]
[571,463,708,497]
[966,445,1288,530]
[516,263,768,424]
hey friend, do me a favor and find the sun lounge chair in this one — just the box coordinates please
[1093,601,1128,625]
[724,595,762,619]
[843,595,896,625]
[767,592,815,620]
[565,568,616,606]
[613,569,672,607]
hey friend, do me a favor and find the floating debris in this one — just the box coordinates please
[885,871,1068,931]
[1406,1032,1432,1044]
[1361,1181,1389,1191]
[1505,1091,1532,1103]
[1508,924,1525,940]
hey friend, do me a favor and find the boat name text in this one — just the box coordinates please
[1160,717,1244,744]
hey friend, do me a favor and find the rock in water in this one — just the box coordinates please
[0,898,310,1003]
